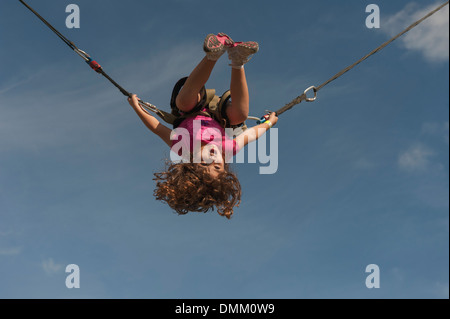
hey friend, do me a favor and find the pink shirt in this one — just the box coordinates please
[171,114,240,161]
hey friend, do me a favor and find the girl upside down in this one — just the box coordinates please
[128,33,278,219]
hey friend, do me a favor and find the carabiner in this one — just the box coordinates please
[303,86,317,102]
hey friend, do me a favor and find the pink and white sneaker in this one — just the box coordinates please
[203,33,235,61]
[228,41,259,69]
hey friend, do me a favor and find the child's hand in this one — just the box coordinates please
[128,94,141,109]
[262,112,278,126]
[268,112,278,126]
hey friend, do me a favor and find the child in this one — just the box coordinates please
[128,33,278,219]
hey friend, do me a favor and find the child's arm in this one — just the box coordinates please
[234,112,278,149]
[128,94,172,147]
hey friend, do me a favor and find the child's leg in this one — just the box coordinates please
[176,34,235,112]
[227,67,249,125]
[176,57,216,112]
[225,41,259,125]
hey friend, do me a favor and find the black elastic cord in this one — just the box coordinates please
[98,70,131,97]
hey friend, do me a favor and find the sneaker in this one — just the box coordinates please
[228,41,259,68]
[203,33,235,61]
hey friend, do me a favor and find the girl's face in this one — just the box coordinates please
[200,144,225,178]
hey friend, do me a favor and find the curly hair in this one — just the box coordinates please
[153,161,241,219]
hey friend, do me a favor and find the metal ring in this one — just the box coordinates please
[304,86,318,102]
[139,100,158,113]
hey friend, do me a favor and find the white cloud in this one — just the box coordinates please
[109,41,201,98]
[354,157,376,170]
[42,258,63,275]
[0,247,22,256]
[421,122,441,135]
[398,144,435,171]
[382,2,449,62]
[0,230,13,236]
[390,267,405,282]
[432,281,449,298]
[421,121,450,144]
[0,230,22,256]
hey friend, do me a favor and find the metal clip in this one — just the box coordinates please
[303,86,317,102]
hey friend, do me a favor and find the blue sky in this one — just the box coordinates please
[0,0,448,299]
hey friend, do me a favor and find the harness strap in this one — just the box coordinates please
[155,109,178,125]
